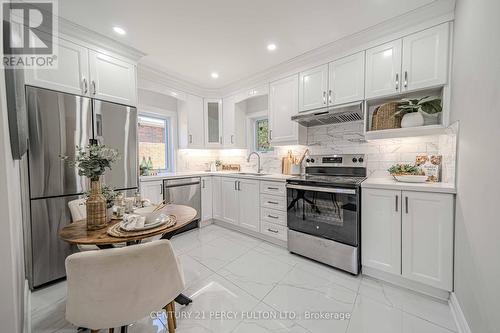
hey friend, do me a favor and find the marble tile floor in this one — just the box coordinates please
[31,224,458,333]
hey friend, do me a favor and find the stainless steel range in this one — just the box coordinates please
[286,154,366,275]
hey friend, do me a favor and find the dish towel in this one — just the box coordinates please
[120,214,146,231]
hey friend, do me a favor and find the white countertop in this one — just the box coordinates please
[362,177,456,194]
[140,171,294,182]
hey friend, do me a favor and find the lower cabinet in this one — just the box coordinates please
[212,177,223,220]
[201,177,213,222]
[362,188,454,291]
[238,179,260,231]
[139,180,163,204]
[221,178,239,224]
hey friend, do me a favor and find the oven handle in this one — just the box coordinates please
[286,184,356,195]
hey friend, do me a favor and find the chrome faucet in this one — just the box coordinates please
[247,151,263,173]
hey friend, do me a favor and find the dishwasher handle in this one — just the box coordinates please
[164,181,200,189]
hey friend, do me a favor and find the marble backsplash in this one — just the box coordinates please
[177,121,457,184]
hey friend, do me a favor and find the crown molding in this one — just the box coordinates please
[58,17,146,62]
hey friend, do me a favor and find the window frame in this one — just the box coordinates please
[138,112,173,172]
[253,117,273,152]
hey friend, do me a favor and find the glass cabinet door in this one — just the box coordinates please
[204,99,222,146]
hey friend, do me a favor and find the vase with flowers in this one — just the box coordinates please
[61,143,119,230]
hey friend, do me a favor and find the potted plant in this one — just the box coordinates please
[61,144,119,230]
[395,96,442,128]
[388,163,427,183]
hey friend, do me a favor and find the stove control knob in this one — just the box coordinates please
[352,157,358,163]
[310,158,315,163]
[358,157,364,163]
[306,158,311,163]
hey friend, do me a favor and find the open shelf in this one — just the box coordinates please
[365,124,447,140]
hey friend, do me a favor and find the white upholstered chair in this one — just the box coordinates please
[68,199,100,251]
[65,240,185,332]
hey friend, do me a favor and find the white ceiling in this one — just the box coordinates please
[59,0,436,89]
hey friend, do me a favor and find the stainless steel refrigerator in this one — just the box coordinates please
[24,86,138,289]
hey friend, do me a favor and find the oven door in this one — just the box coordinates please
[287,183,359,246]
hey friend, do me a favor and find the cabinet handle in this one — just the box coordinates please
[82,77,88,94]
[269,130,272,141]
[395,74,399,91]
[91,80,96,95]
[405,196,409,214]
[237,181,241,191]
[202,179,205,188]
[322,91,327,104]
[395,195,398,212]
[404,71,408,88]
[160,184,163,195]
[267,228,279,234]
[189,134,193,144]
[230,135,234,144]
[267,187,279,190]
[267,201,279,205]
[268,214,279,219]
[328,90,333,104]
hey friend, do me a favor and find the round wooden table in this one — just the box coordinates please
[59,204,197,245]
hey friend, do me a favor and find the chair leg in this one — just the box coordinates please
[109,329,114,333]
[172,301,177,328]
[164,302,175,332]
[91,330,99,333]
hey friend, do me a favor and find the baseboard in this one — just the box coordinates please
[449,292,472,333]
[23,279,31,333]
[213,219,287,248]
[362,266,450,301]
[199,218,214,228]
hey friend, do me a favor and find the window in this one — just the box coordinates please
[138,115,171,171]
[255,118,273,152]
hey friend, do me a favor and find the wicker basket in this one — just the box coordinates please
[371,102,402,131]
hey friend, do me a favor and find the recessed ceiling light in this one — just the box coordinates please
[211,72,219,79]
[113,26,126,35]
[267,43,277,51]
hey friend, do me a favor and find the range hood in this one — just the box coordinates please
[291,101,364,127]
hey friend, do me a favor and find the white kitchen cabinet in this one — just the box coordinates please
[212,177,223,219]
[362,187,454,291]
[269,75,306,145]
[329,52,365,105]
[221,178,239,224]
[222,95,246,148]
[88,50,137,106]
[204,98,223,147]
[401,191,454,290]
[238,179,260,232]
[298,64,329,111]
[362,188,402,275]
[201,177,213,222]
[140,180,163,205]
[402,24,449,92]
[178,94,205,149]
[26,38,89,96]
[365,40,402,99]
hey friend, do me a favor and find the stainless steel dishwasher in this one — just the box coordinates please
[163,177,201,233]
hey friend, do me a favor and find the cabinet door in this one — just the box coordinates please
[402,24,449,92]
[269,74,300,144]
[204,99,223,147]
[140,180,163,205]
[221,178,239,224]
[401,191,453,290]
[238,179,260,232]
[26,38,89,96]
[178,94,205,148]
[298,64,328,111]
[361,188,402,275]
[222,96,246,148]
[329,52,365,105]
[89,50,137,106]
[212,177,222,219]
[201,177,213,222]
[365,40,402,99]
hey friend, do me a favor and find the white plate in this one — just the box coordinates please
[120,215,169,231]
[393,175,428,183]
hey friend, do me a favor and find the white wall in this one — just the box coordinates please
[450,0,500,332]
[0,68,25,331]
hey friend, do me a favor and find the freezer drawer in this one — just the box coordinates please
[29,196,78,288]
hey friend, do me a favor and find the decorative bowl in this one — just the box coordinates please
[134,205,165,224]
[393,174,428,183]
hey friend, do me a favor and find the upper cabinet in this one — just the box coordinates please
[366,23,449,99]
[269,74,306,145]
[328,52,365,105]
[401,24,449,92]
[88,51,137,106]
[25,37,138,106]
[178,94,205,149]
[204,98,223,147]
[365,40,402,99]
[26,38,89,96]
[298,64,329,111]
[222,95,246,148]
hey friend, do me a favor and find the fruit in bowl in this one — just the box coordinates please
[388,163,427,183]
[134,205,166,224]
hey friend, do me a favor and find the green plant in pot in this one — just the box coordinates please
[61,143,119,230]
[395,96,442,128]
